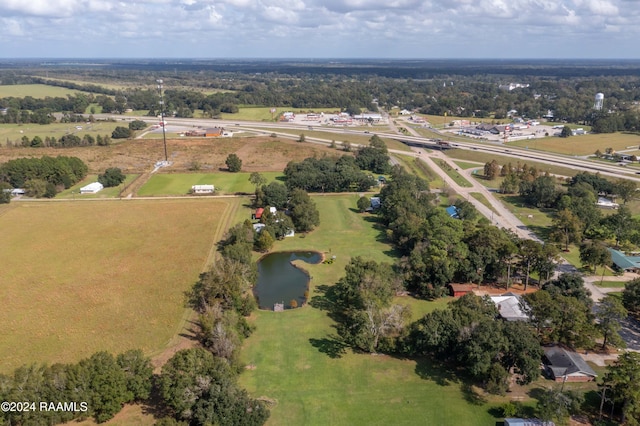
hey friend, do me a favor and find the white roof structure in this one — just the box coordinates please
[490,294,529,321]
[192,184,215,193]
[80,182,104,194]
[596,197,619,209]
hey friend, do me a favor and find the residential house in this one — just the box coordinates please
[543,346,597,382]
[490,293,529,322]
[608,248,640,273]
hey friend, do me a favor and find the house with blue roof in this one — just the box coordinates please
[607,248,640,273]
[445,205,460,219]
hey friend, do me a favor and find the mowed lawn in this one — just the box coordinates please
[138,171,284,196]
[508,132,640,155]
[0,121,122,146]
[0,83,86,98]
[0,198,232,372]
[239,195,498,426]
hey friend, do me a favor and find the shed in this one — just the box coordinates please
[205,127,224,137]
[543,346,597,382]
[191,184,215,194]
[449,283,475,297]
[80,182,104,194]
[254,208,265,220]
[253,223,266,233]
[370,197,381,209]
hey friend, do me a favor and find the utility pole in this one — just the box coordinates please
[156,79,168,163]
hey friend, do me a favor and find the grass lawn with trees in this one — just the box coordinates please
[56,174,140,198]
[0,198,234,373]
[238,194,500,425]
[138,171,284,196]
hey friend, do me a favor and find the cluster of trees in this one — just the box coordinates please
[98,168,126,187]
[0,349,153,425]
[283,156,376,193]
[253,180,320,235]
[111,126,133,139]
[354,135,391,174]
[402,294,543,394]
[379,165,558,297]
[0,155,88,197]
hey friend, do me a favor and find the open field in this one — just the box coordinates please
[139,171,284,196]
[394,154,444,189]
[0,136,340,174]
[238,194,500,425]
[0,83,86,98]
[0,198,233,372]
[508,132,640,156]
[0,122,123,147]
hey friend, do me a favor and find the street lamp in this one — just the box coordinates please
[156,79,168,163]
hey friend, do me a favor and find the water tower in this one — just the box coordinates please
[594,92,604,110]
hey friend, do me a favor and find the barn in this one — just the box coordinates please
[448,283,475,297]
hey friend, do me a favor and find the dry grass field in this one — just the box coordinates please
[0,136,341,175]
[0,198,233,373]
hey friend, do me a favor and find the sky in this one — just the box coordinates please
[0,0,638,59]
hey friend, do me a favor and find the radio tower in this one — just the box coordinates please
[157,79,168,163]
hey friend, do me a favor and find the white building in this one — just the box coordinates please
[191,184,215,194]
[80,182,104,194]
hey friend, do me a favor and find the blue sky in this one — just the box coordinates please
[0,0,638,58]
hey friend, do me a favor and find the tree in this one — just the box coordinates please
[98,167,126,187]
[602,205,636,247]
[257,182,286,209]
[483,160,499,180]
[579,240,611,276]
[537,387,583,425]
[288,188,320,232]
[128,120,147,130]
[519,239,543,290]
[254,229,274,252]
[614,179,638,204]
[23,178,48,198]
[81,351,130,423]
[248,172,267,190]
[596,295,627,350]
[623,278,640,317]
[297,133,305,142]
[225,153,242,172]
[601,352,640,425]
[116,349,153,401]
[0,182,10,204]
[559,125,573,138]
[357,196,371,212]
[111,126,132,139]
[550,209,583,251]
[542,273,592,308]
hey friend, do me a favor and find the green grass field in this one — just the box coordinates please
[0,84,86,98]
[238,194,500,425]
[138,171,284,196]
[508,132,640,156]
[0,122,122,146]
[394,154,444,189]
[453,160,483,170]
[220,107,341,122]
[0,198,234,372]
[434,159,473,188]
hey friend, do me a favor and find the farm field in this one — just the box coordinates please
[0,83,86,98]
[238,194,500,426]
[0,122,122,147]
[508,132,640,156]
[138,171,284,196]
[0,198,233,373]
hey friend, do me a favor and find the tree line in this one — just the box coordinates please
[0,156,88,197]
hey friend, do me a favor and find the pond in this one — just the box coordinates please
[254,251,322,310]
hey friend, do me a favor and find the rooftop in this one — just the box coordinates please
[543,346,597,378]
